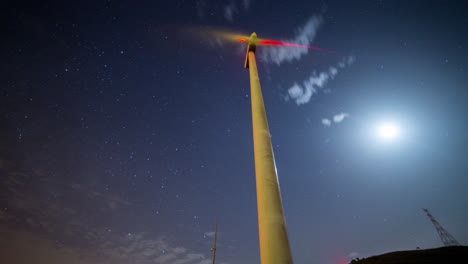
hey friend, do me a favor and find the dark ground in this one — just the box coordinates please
[351,246,468,264]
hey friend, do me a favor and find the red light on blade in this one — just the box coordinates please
[258,39,329,52]
[258,39,308,47]
[237,37,248,43]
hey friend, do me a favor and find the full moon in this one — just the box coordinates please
[376,122,400,141]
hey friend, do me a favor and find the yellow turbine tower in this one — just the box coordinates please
[244,32,293,264]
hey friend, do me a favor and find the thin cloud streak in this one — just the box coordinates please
[224,3,237,22]
[204,231,215,238]
[0,161,211,264]
[322,118,332,127]
[321,112,350,127]
[223,0,251,22]
[333,112,349,123]
[260,16,323,65]
[242,0,251,10]
[287,56,355,105]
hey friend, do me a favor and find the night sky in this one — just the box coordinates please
[1,1,468,264]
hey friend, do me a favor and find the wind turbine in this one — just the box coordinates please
[195,29,328,263]
[240,32,327,264]
[242,32,293,264]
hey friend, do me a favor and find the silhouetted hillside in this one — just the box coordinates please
[351,246,468,264]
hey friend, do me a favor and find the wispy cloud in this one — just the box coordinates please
[204,231,215,238]
[224,3,237,22]
[172,247,188,254]
[242,0,251,10]
[222,0,252,22]
[321,112,350,127]
[0,160,211,264]
[287,56,355,105]
[173,253,204,264]
[0,226,211,264]
[106,233,209,264]
[196,0,207,19]
[260,16,323,65]
[154,253,177,263]
[196,260,212,264]
[333,112,349,123]
[322,118,332,127]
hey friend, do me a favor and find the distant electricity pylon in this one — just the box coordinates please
[210,221,218,264]
[423,208,460,246]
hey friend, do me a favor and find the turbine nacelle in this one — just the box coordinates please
[244,32,258,69]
